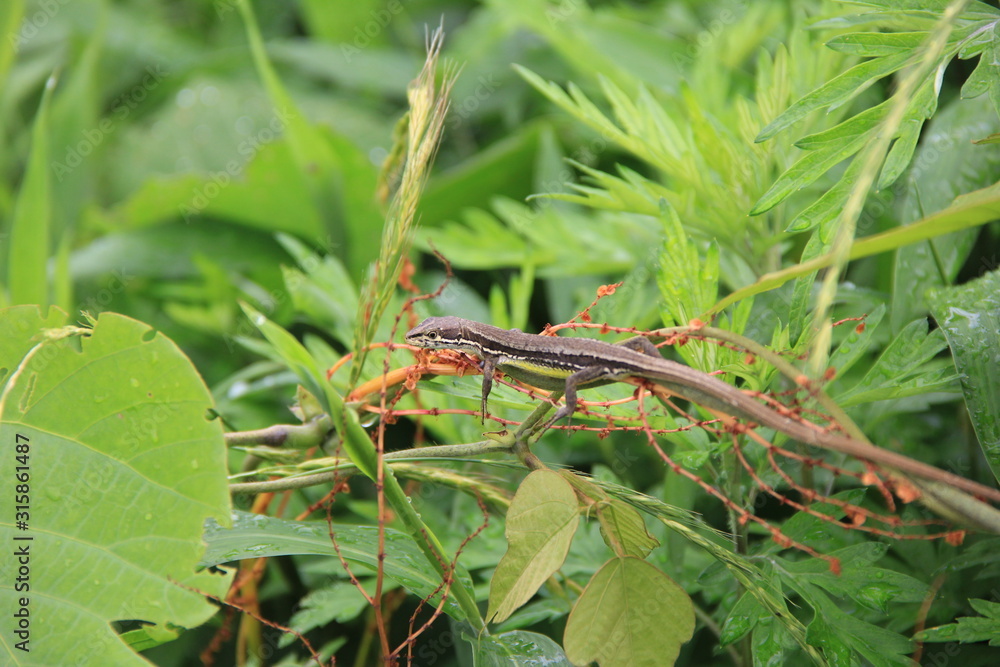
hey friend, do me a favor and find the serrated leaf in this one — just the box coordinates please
[826,31,928,56]
[828,303,886,381]
[0,309,232,667]
[784,544,928,614]
[282,579,387,646]
[711,179,1000,318]
[756,51,911,142]
[834,318,956,406]
[794,100,890,150]
[928,270,1000,483]
[787,153,866,235]
[805,590,914,667]
[487,470,579,624]
[751,615,789,665]
[964,57,996,100]
[720,592,762,645]
[878,117,922,188]
[752,130,869,215]
[918,598,1000,645]
[564,556,694,667]
[879,77,940,189]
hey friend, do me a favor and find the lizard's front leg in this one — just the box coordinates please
[538,365,612,433]
[479,357,497,424]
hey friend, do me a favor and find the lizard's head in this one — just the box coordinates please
[405,316,466,349]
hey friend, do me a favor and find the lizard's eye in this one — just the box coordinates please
[426,332,439,341]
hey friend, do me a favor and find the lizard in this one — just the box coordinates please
[404,316,1000,506]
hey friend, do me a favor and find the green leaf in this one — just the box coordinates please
[487,470,579,624]
[283,579,387,645]
[826,31,929,57]
[720,592,763,645]
[827,303,886,382]
[276,233,358,348]
[472,630,572,666]
[8,74,55,306]
[105,140,324,239]
[834,318,957,406]
[495,598,573,633]
[919,598,1000,645]
[804,590,914,666]
[710,180,1000,319]
[0,309,232,667]
[658,200,719,328]
[756,51,911,142]
[890,94,1000,332]
[564,556,694,667]
[69,221,290,284]
[784,543,928,614]
[419,123,545,226]
[595,498,659,559]
[752,119,872,216]
[0,1,24,87]
[238,301,377,480]
[417,197,652,277]
[201,511,471,621]
[0,305,66,392]
[751,616,790,666]
[927,270,1000,483]
[120,623,180,653]
[771,542,919,666]
[786,161,861,236]
[961,51,997,99]
[537,161,666,218]
[879,77,940,189]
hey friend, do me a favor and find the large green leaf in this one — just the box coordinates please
[201,510,473,621]
[487,470,579,624]
[0,306,66,391]
[0,308,231,667]
[928,270,1000,483]
[563,556,694,667]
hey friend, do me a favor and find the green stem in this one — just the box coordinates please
[229,442,515,495]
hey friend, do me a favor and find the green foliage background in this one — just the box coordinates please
[3,0,1000,665]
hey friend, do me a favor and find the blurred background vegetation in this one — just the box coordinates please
[4,0,1000,665]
